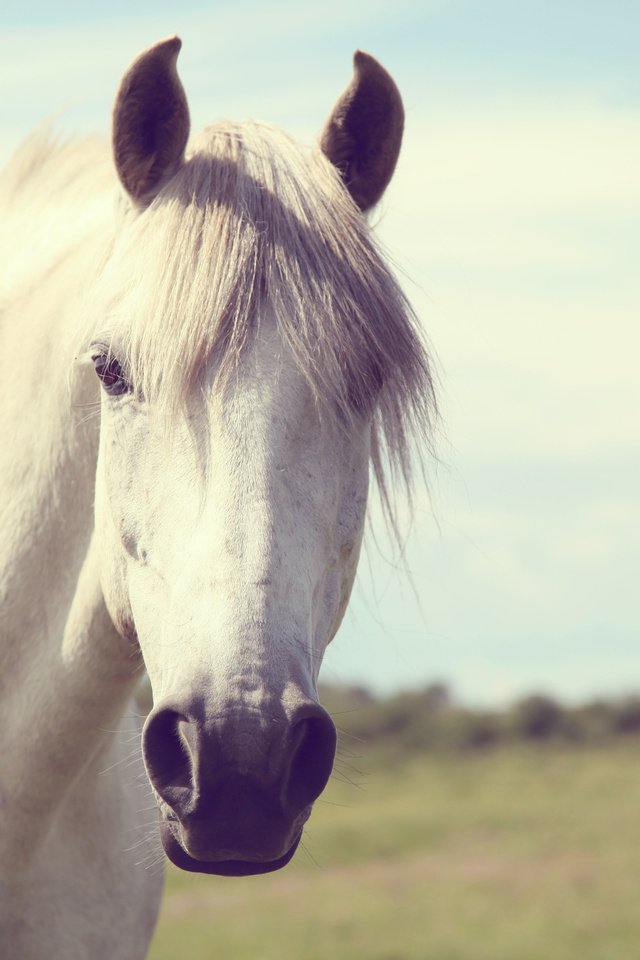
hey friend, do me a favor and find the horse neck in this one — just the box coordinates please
[0,242,142,865]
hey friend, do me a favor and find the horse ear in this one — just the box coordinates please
[320,51,404,212]
[113,37,190,206]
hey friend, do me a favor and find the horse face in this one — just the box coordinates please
[93,316,370,874]
[88,34,413,877]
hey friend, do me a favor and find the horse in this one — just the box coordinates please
[0,37,435,959]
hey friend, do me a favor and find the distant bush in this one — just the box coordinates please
[510,694,566,740]
[319,682,640,756]
[455,710,503,750]
[614,697,640,735]
[567,700,618,742]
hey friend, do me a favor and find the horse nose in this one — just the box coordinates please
[141,699,337,823]
[283,704,337,813]
[142,706,197,814]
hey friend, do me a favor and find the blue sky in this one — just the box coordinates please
[2,1,638,704]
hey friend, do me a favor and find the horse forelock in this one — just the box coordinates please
[87,119,436,510]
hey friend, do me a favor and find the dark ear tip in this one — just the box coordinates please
[157,35,182,58]
[122,37,182,81]
[352,50,391,81]
[350,50,404,118]
[152,35,182,53]
[136,35,182,67]
[353,50,374,69]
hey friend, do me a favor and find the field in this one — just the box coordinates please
[148,742,640,959]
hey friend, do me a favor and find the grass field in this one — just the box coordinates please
[148,743,640,959]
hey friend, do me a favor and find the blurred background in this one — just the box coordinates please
[3,1,639,957]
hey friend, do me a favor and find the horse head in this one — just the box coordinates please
[89,38,430,876]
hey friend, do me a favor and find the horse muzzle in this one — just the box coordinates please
[142,697,336,875]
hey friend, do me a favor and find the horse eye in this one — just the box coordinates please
[92,353,130,396]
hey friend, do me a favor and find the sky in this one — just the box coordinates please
[2,1,638,705]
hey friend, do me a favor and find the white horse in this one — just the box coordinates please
[0,38,434,959]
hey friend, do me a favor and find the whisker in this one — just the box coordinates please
[298,837,321,869]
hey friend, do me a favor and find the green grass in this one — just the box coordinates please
[147,743,640,959]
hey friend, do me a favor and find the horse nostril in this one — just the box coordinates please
[142,707,195,808]
[143,700,336,831]
[285,706,337,813]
